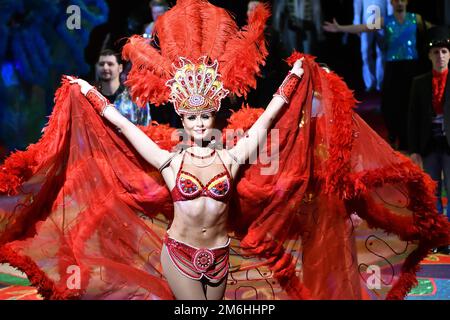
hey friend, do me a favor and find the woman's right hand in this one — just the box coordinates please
[323,18,341,33]
[66,76,94,96]
[65,76,111,115]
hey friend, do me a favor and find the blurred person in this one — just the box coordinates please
[246,1,289,107]
[143,0,169,38]
[96,49,151,126]
[353,0,393,92]
[408,27,450,250]
[273,0,323,54]
[324,0,433,151]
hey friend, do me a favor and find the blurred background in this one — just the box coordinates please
[0,0,449,161]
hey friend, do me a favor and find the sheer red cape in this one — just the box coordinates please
[1,55,449,300]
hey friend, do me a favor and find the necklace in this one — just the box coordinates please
[187,150,218,168]
[186,149,216,159]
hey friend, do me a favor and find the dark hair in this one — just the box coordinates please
[180,111,216,119]
[150,0,168,9]
[98,49,122,65]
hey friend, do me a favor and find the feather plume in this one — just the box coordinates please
[125,67,170,107]
[219,3,270,96]
[154,0,204,60]
[122,35,172,77]
[199,2,238,59]
[122,0,269,106]
[140,122,178,151]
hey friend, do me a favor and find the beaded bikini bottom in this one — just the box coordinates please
[163,234,230,283]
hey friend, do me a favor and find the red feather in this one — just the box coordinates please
[122,0,269,106]
[122,35,171,77]
[199,2,238,60]
[125,67,170,107]
[139,122,179,151]
[219,3,270,97]
[222,104,264,146]
[154,0,204,60]
[122,36,172,106]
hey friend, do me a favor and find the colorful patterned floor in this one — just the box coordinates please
[1,253,448,300]
[406,253,450,300]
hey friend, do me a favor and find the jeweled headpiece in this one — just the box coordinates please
[166,57,229,115]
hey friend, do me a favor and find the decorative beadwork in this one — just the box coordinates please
[163,234,230,283]
[177,171,230,200]
[86,89,113,116]
[274,71,302,104]
[187,149,216,159]
[178,173,201,197]
[166,57,229,115]
[193,248,215,272]
[189,94,206,107]
[172,150,233,202]
[208,176,230,197]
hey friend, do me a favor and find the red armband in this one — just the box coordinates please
[274,71,302,104]
[85,89,114,116]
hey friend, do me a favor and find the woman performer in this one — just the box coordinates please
[66,55,304,299]
[0,0,448,300]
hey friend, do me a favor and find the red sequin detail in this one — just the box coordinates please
[172,152,232,203]
[275,72,301,103]
[85,89,111,114]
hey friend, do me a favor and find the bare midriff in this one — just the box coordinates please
[167,198,229,248]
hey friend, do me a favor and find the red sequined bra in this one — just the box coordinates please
[171,151,232,203]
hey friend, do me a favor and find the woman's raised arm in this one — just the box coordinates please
[227,59,304,165]
[68,76,171,169]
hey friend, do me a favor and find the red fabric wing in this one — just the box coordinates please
[0,79,174,299]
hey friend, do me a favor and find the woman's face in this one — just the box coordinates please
[181,112,216,142]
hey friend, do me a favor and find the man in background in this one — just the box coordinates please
[408,26,450,255]
[325,0,432,151]
[273,0,323,55]
[96,49,151,126]
[143,0,169,38]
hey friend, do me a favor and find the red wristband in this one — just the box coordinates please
[274,71,301,104]
[85,89,113,116]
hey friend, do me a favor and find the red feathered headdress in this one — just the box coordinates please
[122,0,270,110]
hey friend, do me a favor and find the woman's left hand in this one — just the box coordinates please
[291,58,304,78]
[65,76,94,96]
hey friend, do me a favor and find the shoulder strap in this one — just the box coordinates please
[216,148,237,179]
[158,148,183,173]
